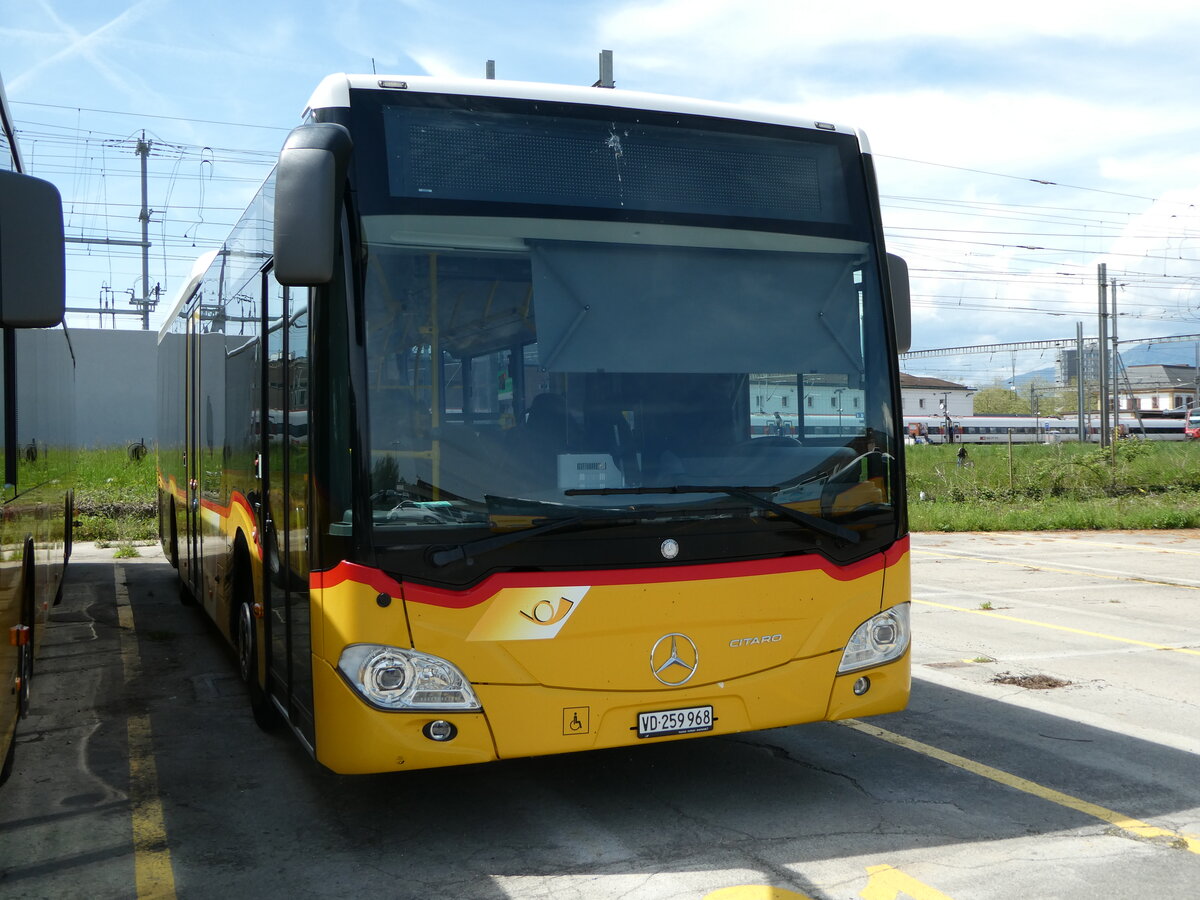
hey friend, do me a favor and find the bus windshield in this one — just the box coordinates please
[359,221,895,544]
[351,97,898,567]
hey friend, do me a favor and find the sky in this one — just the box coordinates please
[3,0,1200,386]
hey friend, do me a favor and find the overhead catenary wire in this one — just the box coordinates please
[17,106,1200,355]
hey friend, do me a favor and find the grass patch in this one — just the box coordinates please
[70,440,1200,543]
[75,447,158,543]
[909,492,1200,531]
[906,441,1200,531]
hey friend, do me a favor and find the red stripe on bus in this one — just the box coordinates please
[312,561,404,597]
[883,534,910,567]
[313,539,908,610]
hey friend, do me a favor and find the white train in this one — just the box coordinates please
[750,412,863,439]
[904,414,1187,444]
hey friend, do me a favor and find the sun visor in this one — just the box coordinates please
[530,241,864,375]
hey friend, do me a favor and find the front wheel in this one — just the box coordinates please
[16,642,31,718]
[0,727,15,786]
[177,575,196,607]
[236,601,280,731]
[2,640,32,786]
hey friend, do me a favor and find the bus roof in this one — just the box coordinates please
[304,73,868,151]
[157,249,219,343]
[0,70,23,173]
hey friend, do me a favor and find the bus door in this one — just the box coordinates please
[183,308,202,599]
[261,275,315,741]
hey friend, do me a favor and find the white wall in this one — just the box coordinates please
[70,329,157,448]
[901,389,975,416]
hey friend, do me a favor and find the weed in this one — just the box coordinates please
[992,672,1072,690]
[906,442,1200,531]
[68,441,1200,545]
[72,448,158,543]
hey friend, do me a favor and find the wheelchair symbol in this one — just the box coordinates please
[562,707,589,735]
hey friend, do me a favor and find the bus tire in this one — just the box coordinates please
[0,728,16,786]
[236,599,280,732]
[166,498,180,570]
[55,493,69,606]
[63,489,74,564]
[177,576,196,607]
[16,641,31,718]
[21,546,36,679]
[15,548,34,723]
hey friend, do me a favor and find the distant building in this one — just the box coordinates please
[1056,345,1101,387]
[899,374,975,416]
[750,374,866,422]
[1116,364,1198,414]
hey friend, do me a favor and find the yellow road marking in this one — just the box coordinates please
[913,548,1200,591]
[1042,537,1200,557]
[915,597,1200,656]
[703,867,956,900]
[861,865,954,900]
[841,719,1200,855]
[116,565,178,900]
[704,888,813,899]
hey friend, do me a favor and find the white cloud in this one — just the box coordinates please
[6,0,1198,364]
[601,0,1200,53]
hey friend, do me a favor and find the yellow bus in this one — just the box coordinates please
[158,73,912,774]
[0,72,72,785]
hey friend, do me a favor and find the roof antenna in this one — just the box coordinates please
[485,60,495,80]
[592,49,614,88]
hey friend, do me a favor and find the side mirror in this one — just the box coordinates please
[273,123,353,286]
[887,253,910,354]
[0,169,65,327]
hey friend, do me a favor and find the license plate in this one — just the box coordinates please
[636,705,714,739]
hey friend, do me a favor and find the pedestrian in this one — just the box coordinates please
[956,445,968,467]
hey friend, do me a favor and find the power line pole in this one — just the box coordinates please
[1097,263,1109,447]
[1076,322,1086,441]
[1110,276,1120,440]
[136,133,152,330]
[63,134,156,328]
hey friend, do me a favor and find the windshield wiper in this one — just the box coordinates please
[427,515,585,568]
[565,484,860,544]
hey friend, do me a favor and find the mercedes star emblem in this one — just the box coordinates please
[650,632,699,686]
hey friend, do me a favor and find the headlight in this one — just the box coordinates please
[837,603,910,674]
[337,644,481,711]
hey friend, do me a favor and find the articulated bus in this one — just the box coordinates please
[0,73,72,785]
[158,73,912,774]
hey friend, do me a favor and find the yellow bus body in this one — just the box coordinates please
[309,540,910,774]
